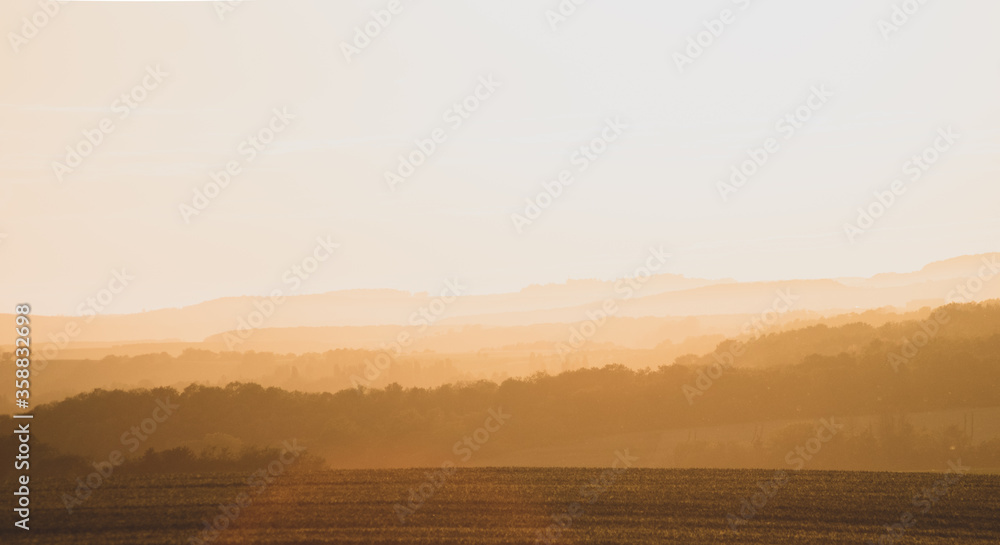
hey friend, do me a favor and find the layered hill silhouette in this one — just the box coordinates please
[4,300,1000,473]
[3,253,997,358]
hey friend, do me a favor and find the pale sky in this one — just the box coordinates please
[2,0,999,315]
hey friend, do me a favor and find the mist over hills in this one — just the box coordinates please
[2,254,997,358]
[4,289,1000,472]
[5,299,1000,472]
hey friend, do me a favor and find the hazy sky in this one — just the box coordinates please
[2,0,999,315]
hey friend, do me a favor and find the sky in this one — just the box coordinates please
[1,0,999,315]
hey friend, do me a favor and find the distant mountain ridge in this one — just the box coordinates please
[2,253,997,347]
